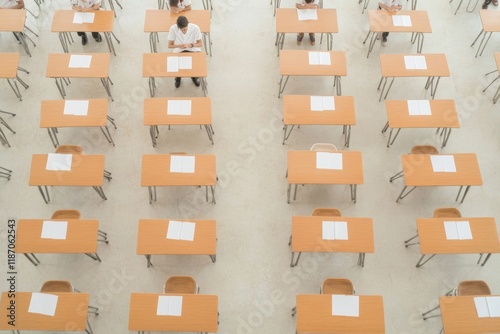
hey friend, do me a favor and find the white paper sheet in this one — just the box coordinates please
[322,221,336,240]
[456,221,472,240]
[46,153,72,171]
[309,52,319,65]
[28,293,58,316]
[169,155,195,173]
[444,221,459,240]
[486,297,500,317]
[157,295,183,316]
[475,297,491,318]
[169,155,183,173]
[319,52,331,65]
[181,156,195,173]
[310,96,324,111]
[404,56,415,70]
[297,8,318,21]
[404,56,427,70]
[442,155,456,172]
[332,295,359,317]
[166,220,183,239]
[407,100,431,115]
[68,55,92,68]
[167,56,179,72]
[73,12,94,24]
[167,100,192,116]
[392,15,403,26]
[322,96,335,110]
[180,221,195,241]
[41,221,68,240]
[334,221,348,240]
[178,57,192,70]
[316,152,343,170]
[64,100,89,116]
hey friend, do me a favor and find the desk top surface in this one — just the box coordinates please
[280,50,347,76]
[401,153,482,186]
[288,150,364,185]
[479,10,500,32]
[0,53,20,78]
[416,218,500,254]
[40,99,108,128]
[380,54,450,77]
[144,9,210,32]
[385,99,459,128]
[0,9,26,32]
[276,8,338,33]
[368,10,432,33]
[296,294,385,333]
[143,52,208,78]
[283,95,356,125]
[46,53,111,78]
[128,293,218,332]
[144,97,212,125]
[51,10,114,32]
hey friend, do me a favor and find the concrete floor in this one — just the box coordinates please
[0,0,500,333]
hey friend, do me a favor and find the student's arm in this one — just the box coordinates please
[9,0,25,9]
[180,4,191,11]
[378,2,391,10]
[295,2,317,9]
[168,37,189,49]
[192,38,202,48]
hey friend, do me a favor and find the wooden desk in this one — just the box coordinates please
[483,52,500,104]
[364,10,432,58]
[51,10,119,55]
[393,153,482,203]
[275,9,338,55]
[129,293,218,333]
[410,217,500,267]
[382,99,459,148]
[440,295,500,334]
[279,50,347,97]
[46,53,113,100]
[471,10,500,57]
[291,216,374,267]
[0,9,32,56]
[282,95,355,146]
[143,52,208,97]
[141,154,217,204]
[40,99,115,148]
[0,52,29,101]
[144,10,212,55]
[0,292,90,332]
[16,219,103,265]
[29,153,107,203]
[287,150,363,203]
[296,294,385,333]
[378,53,450,101]
[137,219,216,267]
[144,97,213,146]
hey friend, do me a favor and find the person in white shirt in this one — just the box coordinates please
[378,0,402,46]
[0,0,24,9]
[295,0,319,46]
[71,0,102,45]
[168,16,203,88]
[169,0,191,13]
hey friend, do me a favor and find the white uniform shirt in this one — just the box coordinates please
[379,0,402,6]
[71,0,101,9]
[171,0,191,10]
[296,0,319,4]
[168,23,202,53]
[0,0,22,8]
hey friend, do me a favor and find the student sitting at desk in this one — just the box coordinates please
[168,15,203,88]
[296,0,318,46]
[378,0,402,47]
[169,0,191,13]
[71,0,102,45]
[0,0,24,9]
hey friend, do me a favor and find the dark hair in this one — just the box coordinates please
[305,0,314,3]
[169,0,178,7]
[176,16,189,29]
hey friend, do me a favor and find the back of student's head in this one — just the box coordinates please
[305,0,314,3]
[169,0,179,7]
[176,16,189,29]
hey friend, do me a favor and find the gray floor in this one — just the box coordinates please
[1,0,500,333]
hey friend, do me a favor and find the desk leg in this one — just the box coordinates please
[150,125,158,147]
[104,32,116,56]
[412,0,417,9]
[204,125,214,144]
[290,251,302,267]
[210,254,216,263]
[92,186,107,200]
[6,78,22,101]
[287,184,292,203]
[282,125,295,144]
[37,186,50,204]
[396,185,417,203]
[477,31,493,58]
[327,33,333,51]
[149,32,156,53]
[14,32,31,57]
[85,253,102,262]
[100,77,114,101]
[378,77,395,101]
[54,78,66,99]
[430,77,441,99]
[481,253,492,266]
[278,76,289,98]
[24,253,40,266]
[210,185,216,204]
[388,128,401,147]
[441,128,451,148]
[145,255,152,267]
[148,186,153,204]
[363,31,377,58]
[416,253,436,268]
[58,32,69,53]
[460,185,471,204]
[201,78,209,97]
[350,184,357,203]
[149,77,156,97]
[47,128,59,148]
[334,76,341,95]
[357,253,365,267]
[99,126,115,146]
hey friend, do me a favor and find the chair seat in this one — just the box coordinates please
[41,280,74,293]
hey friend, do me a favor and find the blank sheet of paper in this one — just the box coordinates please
[169,155,195,173]
[167,100,192,115]
[180,221,195,241]
[487,297,500,317]
[407,100,431,115]
[316,152,343,170]
[157,296,183,316]
[475,297,490,318]
[297,9,318,21]
[404,56,427,70]
[46,153,72,171]
[64,100,89,116]
[167,56,179,72]
[28,293,58,316]
[68,55,92,68]
[334,221,348,240]
[166,220,183,240]
[332,295,359,317]
[178,57,192,70]
[322,221,336,240]
[41,221,68,240]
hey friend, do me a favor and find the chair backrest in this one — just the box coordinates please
[40,280,74,293]
[55,145,84,155]
[312,208,342,217]
[310,143,337,152]
[51,210,82,220]
[456,280,491,296]
[321,278,355,295]
[433,208,461,218]
[164,276,198,294]
[410,145,438,155]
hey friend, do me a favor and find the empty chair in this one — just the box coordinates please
[321,278,355,295]
[51,209,108,244]
[310,143,338,152]
[433,208,461,218]
[390,145,439,182]
[164,276,199,294]
[41,280,74,293]
[312,208,342,217]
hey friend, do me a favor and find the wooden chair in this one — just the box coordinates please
[433,208,461,218]
[310,143,338,152]
[51,210,108,244]
[321,278,355,295]
[312,208,342,217]
[40,280,74,293]
[163,276,199,294]
[455,280,491,296]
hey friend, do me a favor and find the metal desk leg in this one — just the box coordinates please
[210,254,216,262]
[6,78,22,101]
[150,125,158,147]
[148,186,153,204]
[24,253,40,266]
[278,75,289,98]
[334,76,341,95]
[47,128,59,148]
[14,32,32,57]
[460,185,471,203]
[104,32,116,56]
[481,253,492,266]
[201,77,209,97]
[290,251,302,267]
[204,32,212,57]
[416,253,436,267]
[396,185,417,203]
[388,128,401,147]
[344,125,351,148]
[412,0,417,9]
[99,126,115,146]
[363,31,377,58]
[100,77,114,101]
[85,253,102,262]
[37,186,50,203]
[149,77,156,97]
[92,186,107,200]
[357,253,365,267]
[145,255,152,267]
[58,32,69,53]
[210,185,216,204]
[283,125,295,144]
[441,128,451,148]
[350,184,357,203]
[287,184,292,203]
[204,125,214,144]
[54,78,66,99]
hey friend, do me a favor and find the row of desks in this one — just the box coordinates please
[2,291,500,333]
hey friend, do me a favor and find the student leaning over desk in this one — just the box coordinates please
[377,0,402,47]
[169,0,191,13]
[71,0,102,45]
[0,0,24,9]
[296,0,319,46]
